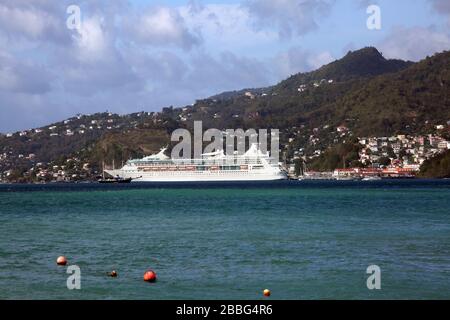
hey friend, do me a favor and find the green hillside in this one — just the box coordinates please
[419,151,450,178]
[1,47,449,181]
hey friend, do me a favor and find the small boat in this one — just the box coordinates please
[362,176,382,181]
[99,160,132,183]
[335,176,361,181]
[98,177,133,184]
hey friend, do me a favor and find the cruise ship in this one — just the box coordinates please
[105,144,287,182]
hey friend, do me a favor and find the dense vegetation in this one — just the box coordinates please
[79,128,170,170]
[419,151,450,178]
[1,47,449,179]
[308,139,363,171]
[190,48,448,138]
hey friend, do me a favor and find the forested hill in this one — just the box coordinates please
[275,47,413,93]
[188,48,448,137]
[1,47,449,180]
[209,47,413,100]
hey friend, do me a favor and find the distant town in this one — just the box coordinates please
[1,109,449,183]
[287,124,450,180]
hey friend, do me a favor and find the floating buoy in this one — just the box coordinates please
[143,270,157,282]
[263,289,271,297]
[108,270,118,278]
[56,256,67,266]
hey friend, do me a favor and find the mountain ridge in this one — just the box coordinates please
[1,47,449,181]
[209,47,413,101]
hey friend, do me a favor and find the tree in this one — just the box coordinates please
[419,150,450,178]
[294,158,304,176]
[387,146,396,159]
[379,156,391,166]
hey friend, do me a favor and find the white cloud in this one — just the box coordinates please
[180,3,278,47]
[244,0,335,39]
[127,6,202,50]
[429,0,450,14]
[0,1,66,44]
[379,26,450,61]
[72,15,109,61]
[188,51,271,92]
[429,0,450,25]
[274,47,334,78]
[308,51,335,70]
[0,50,53,94]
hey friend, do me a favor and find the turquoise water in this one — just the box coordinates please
[0,181,449,300]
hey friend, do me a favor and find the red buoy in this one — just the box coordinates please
[56,256,67,266]
[108,270,118,278]
[263,289,271,297]
[143,270,157,282]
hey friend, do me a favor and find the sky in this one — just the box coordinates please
[0,0,449,133]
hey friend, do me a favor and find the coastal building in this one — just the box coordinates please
[337,126,348,133]
[244,92,255,99]
[438,141,449,150]
[333,168,358,178]
[298,85,307,92]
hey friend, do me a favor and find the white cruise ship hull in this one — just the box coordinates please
[105,169,286,182]
[105,144,287,182]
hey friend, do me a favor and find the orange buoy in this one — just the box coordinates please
[143,270,157,282]
[263,289,271,297]
[56,256,67,266]
[108,270,118,277]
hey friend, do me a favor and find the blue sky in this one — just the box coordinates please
[0,0,449,132]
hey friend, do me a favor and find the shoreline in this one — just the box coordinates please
[2,176,450,185]
[1,179,450,193]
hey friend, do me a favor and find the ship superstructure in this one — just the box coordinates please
[105,144,286,182]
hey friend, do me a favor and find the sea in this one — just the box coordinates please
[0,180,449,300]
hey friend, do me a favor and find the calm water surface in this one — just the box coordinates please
[0,180,449,299]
